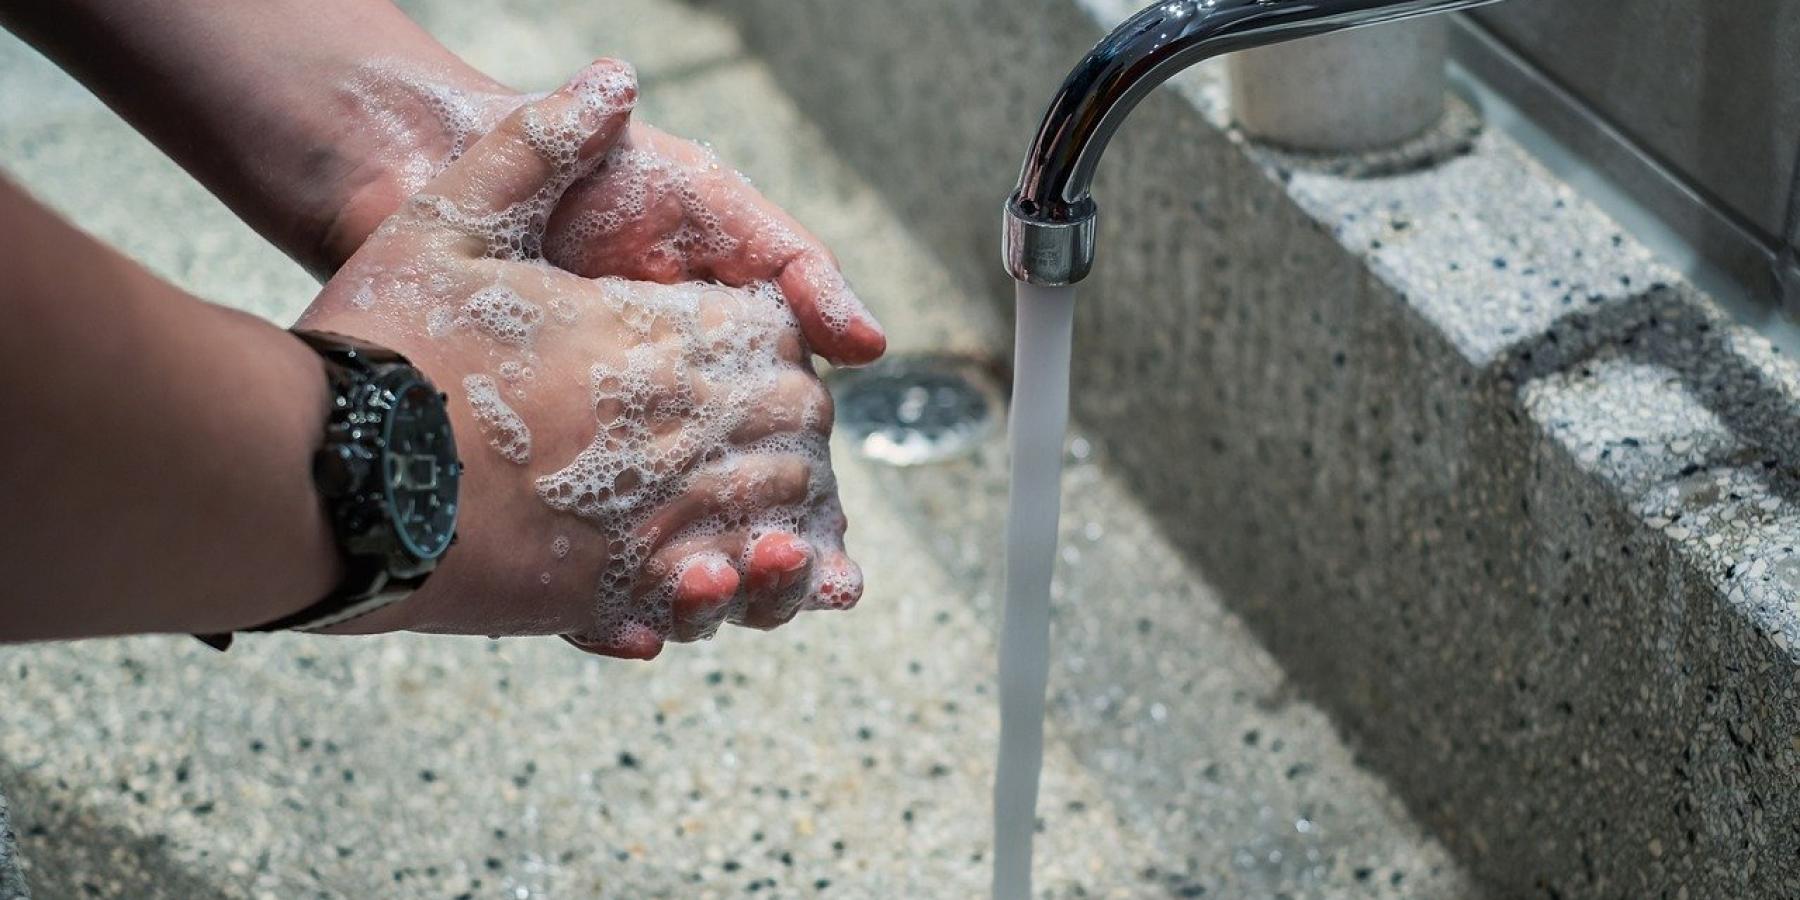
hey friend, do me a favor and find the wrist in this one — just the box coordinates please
[169,314,347,636]
[235,328,350,630]
[311,64,522,273]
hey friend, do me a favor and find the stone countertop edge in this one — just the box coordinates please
[1080,0,1800,671]
[1174,56,1800,664]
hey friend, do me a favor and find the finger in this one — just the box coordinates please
[743,532,813,595]
[774,329,807,366]
[806,550,865,612]
[737,532,815,630]
[562,621,663,660]
[772,250,887,367]
[729,368,834,444]
[695,284,752,333]
[799,495,861,613]
[418,59,637,247]
[547,160,691,281]
[674,152,886,366]
[544,125,886,365]
[669,551,741,641]
[638,454,812,545]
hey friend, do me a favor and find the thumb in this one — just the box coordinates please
[418,59,637,258]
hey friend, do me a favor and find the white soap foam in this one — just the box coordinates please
[532,278,844,645]
[425,304,458,337]
[350,281,377,310]
[340,62,518,195]
[463,373,532,464]
[342,57,634,202]
[387,65,636,263]
[463,284,544,346]
[548,297,581,325]
[497,359,537,401]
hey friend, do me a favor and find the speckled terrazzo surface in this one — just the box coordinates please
[0,789,25,900]
[723,0,1800,897]
[0,1,1474,897]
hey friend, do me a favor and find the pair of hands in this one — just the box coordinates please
[302,61,885,658]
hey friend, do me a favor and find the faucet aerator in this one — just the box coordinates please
[1003,194,1097,287]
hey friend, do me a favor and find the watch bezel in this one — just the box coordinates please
[377,371,460,563]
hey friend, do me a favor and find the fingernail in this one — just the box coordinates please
[842,317,888,367]
[567,59,638,113]
[750,534,812,593]
[613,621,665,660]
[775,540,813,591]
[676,555,740,616]
[773,537,812,572]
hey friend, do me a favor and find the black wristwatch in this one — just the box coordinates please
[198,330,462,650]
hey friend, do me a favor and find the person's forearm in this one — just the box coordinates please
[0,0,501,276]
[0,179,342,641]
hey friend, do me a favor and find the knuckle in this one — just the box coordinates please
[794,373,835,433]
[489,108,539,154]
[775,330,806,363]
[752,455,808,498]
[779,454,812,486]
[770,369,834,434]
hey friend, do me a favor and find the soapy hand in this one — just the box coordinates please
[539,121,886,366]
[302,61,863,658]
[327,62,886,367]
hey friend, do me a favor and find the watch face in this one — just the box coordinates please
[382,377,460,559]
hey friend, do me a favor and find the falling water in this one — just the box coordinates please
[992,282,1077,900]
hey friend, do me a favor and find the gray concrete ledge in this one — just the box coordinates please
[721,0,1800,896]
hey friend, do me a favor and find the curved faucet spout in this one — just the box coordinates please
[1004,0,1503,286]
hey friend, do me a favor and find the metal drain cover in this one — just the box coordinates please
[828,354,1005,466]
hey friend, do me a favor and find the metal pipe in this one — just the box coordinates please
[1003,0,1506,286]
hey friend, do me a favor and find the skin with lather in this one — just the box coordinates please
[0,1,889,659]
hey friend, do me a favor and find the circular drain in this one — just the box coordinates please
[828,354,1005,466]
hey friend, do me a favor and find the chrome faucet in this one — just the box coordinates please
[1002,0,1505,286]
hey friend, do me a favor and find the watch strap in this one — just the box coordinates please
[194,555,409,650]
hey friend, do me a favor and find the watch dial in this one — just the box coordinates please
[383,379,460,559]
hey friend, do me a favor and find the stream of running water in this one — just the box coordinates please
[992,282,1077,900]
